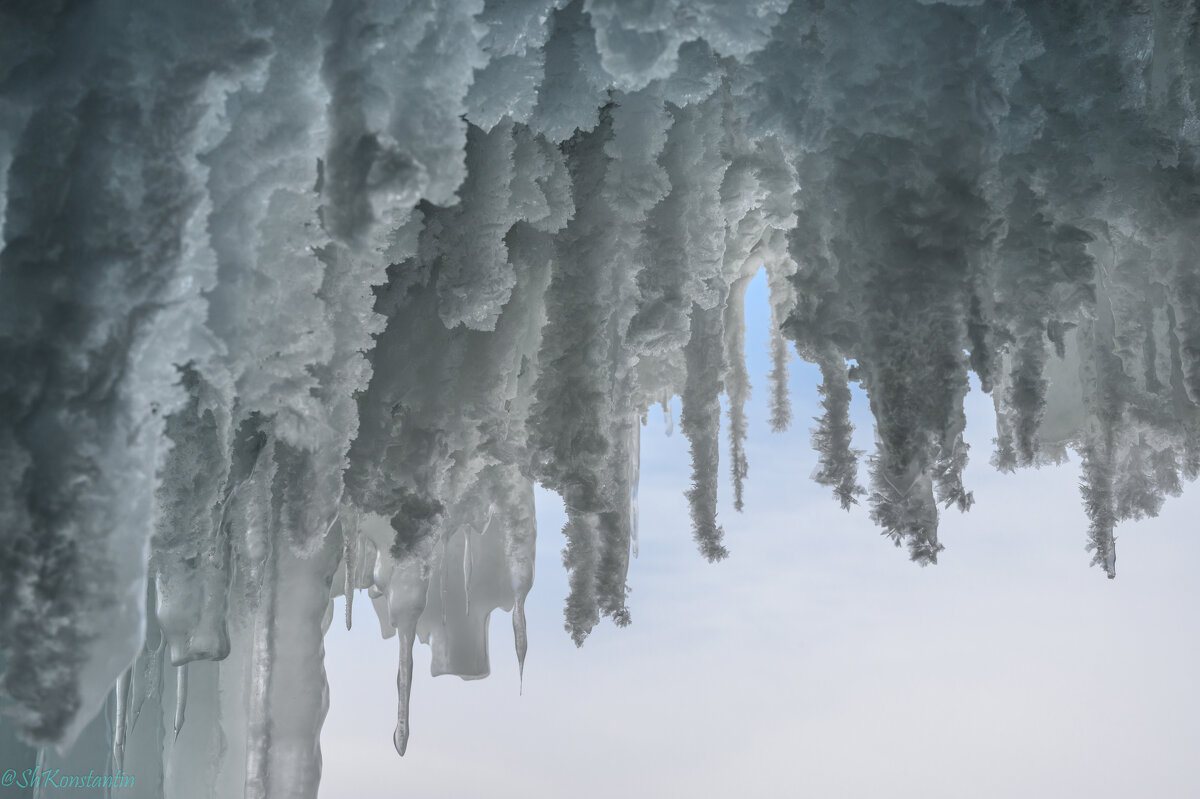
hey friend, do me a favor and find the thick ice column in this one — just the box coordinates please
[419,523,510,680]
[0,0,270,748]
[243,503,341,798]
[261,532,341,797]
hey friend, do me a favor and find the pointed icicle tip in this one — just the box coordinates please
[393,725,408,757]
[112,667,132,773]
[395,631,416,758]
[130,636,165,736]
[513,593,528,696]
[173,663,189,742]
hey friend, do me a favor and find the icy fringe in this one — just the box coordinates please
[1,0,1199,793]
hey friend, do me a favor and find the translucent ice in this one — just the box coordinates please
[2,1,1199,796]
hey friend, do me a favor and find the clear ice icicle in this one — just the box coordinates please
[173,664,188,742]
[630,413,641,559]
[112,666,132,772]
[513,592,528,694]
[244,530,276,799]
[342,508,358,631]
[129,636,165,736]
[463,532,472,618]
[3,0,1200,784]
[394,632,416,756]
[387,557,430,757]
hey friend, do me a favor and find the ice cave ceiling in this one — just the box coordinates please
[0,0,1198,796]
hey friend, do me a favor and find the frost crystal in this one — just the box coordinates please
[1,0,1198,795]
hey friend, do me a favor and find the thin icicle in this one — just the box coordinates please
[112,666,132,772]
[394,632,416,756]
[812,357,865,510]
[513,591,528,695]
[724,276,753,512]
[173,664,188,742]
[393,602,424,754]
[502,475,537,694]
[630,419,641,559]
[768,307,792,432]
[342,506,358,631]
[437,534,449,631]
[32,748,46,799]
[385,553,430,757]
[463,532,472,618]
[129,636,164,737]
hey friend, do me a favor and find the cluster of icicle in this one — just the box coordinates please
[1,0,1199,795]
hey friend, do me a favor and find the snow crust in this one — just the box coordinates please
[1,0,1198,795]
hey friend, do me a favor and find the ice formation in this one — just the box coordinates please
[1,0,1198,796]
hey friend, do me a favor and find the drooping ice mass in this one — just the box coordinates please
[1,0,1198,793]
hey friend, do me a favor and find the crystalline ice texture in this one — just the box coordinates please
[1,1,1198,796]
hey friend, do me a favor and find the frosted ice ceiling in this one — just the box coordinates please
[1,0,1198,795]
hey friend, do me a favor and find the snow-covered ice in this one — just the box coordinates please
[1,1,1198,796]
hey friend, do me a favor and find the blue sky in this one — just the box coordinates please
[320,270,1200,798]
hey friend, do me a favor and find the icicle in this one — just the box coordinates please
[681,304,729,562]
[371,592,397,640]
[7,0,1200,780]
[513,591,528,695]
[387,558,429,757]
[768,307,793,432]
[439,535,449,631]
[502,474,537,694]
[32,748,46,799]
[173,664,188,742]
[112,666,132,772]
[463,532,472,618]
[243,522,275,799]
[812,357,864,510]
[630,418,641,559]
[724,275,753,512]
[342,505,359,631]
[394,632,415,756]
[129,636,164,736]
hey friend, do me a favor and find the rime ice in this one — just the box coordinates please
[1,0,1198,796]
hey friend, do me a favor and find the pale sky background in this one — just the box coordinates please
[320,272,1200,798]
